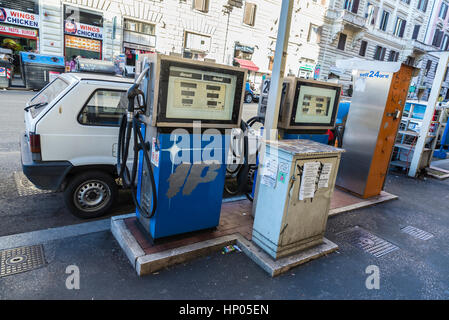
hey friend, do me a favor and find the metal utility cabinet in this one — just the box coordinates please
[252,139,344,259]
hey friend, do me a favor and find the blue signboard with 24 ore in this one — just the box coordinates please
[359,70,390,79]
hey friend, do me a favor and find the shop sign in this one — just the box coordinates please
[0,23,38,39]
[235,43,254,53]
[64,20,103,40]
[299,62,315,72]
[0,7,39,28]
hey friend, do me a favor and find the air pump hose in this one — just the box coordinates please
[117,78,158,219]
[227,116,265,201]
[235,120,250,194]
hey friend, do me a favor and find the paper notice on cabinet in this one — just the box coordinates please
[318,163,332,189]
[261,155,279,189]
[299,162,320,200]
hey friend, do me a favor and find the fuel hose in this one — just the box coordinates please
[117,69,157,219]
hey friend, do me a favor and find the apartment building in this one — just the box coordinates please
[410,0,449,101]
[314,0,435,93]
[0,0,441,93]
[0,0,282,85]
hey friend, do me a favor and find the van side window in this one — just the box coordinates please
[78,90,127,126]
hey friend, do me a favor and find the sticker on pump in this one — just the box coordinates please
[0,67,5,77]
[151,137,160,167]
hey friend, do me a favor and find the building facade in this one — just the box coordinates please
[314,0,435,93]
[410,0,449,101]
[0,0,280,83]
[0,0,443,92]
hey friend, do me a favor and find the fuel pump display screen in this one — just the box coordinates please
[165,66,237,121]
[291,81,340,127]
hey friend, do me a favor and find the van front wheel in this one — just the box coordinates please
[64,171,118,219]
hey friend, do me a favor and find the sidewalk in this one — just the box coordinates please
[1,173,448,299]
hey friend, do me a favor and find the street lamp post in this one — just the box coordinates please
[222,4,233,64]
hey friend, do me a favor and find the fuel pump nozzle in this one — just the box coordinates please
[117,66,158,219]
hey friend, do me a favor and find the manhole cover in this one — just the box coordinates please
[0,245,46,277]
[336,226,399,257]
[401,226,434,240]
[13,171,53,197]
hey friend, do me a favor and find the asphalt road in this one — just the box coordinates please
[1,173,448,299]
[1,90,448,299]
[0,89,259,237]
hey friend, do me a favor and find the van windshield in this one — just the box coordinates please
[29,78,70,118]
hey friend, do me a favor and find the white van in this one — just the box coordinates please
[21,72,134,218]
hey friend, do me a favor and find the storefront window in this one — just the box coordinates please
[0,34,36,53]
[0,0,38,13]
[0,1,40,84]
[122,19,156,66]
[65,35,101,61]
[63,5,103,63]
[124,19,155,35]
[64,5,103,27]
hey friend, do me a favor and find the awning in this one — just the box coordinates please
[328,66,346,77]
[234,58,259,72]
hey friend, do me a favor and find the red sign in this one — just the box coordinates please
[0,23,38,39]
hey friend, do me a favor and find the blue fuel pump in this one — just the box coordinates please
[237,77,343,201]
[117,53,246,241]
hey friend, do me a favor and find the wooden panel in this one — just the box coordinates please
[363,64,414,198]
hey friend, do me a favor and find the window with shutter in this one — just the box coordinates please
[374,46,386,61]
[399,19,406,37]
[0,0,38,13]
[243,2,257,26]
[359,40,367,56]
[337,33,347,50]
[417,0,428,12]
[343,0,359,13]
[393,17,406,38]
[439,3,448,19]
[308,24,321,43]
[442,34,449,51]
[351,0,360,13]
[388,50,399,62]
[425,60,432,76]
[433,29,444,47]
[379,10,389,31]
[412,25,420,40]
[370,6,379,25]
[193,0,209,13]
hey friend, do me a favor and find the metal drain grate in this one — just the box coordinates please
[0,245,46,277]
[337,226,399,257]
[401,226,434,240]
[14,171,53,197]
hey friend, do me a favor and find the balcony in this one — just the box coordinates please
[327,9,367,29]
[401,40,434,63]
[326,9,367,42]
